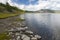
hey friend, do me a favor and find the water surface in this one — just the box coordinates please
[22,13,60,40]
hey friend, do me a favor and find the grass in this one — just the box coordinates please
[16,18,25,21]
[0,10,25,19]
[0,32,11,40]
[0,13,20,19]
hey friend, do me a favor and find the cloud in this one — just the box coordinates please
[8,0,25,10]
[0,0,7,4]
[8,0,50,11]
[0,0,60,11]
[50,0,60,2]
[45,0,60,10]
[24,1,50,11]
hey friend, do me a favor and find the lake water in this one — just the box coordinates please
[21,13,60,40]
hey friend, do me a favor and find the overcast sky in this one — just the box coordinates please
[0,0,60,11]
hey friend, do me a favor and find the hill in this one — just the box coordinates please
[0,2,25,19]
[25,9,55,13]
[25,9,60,13]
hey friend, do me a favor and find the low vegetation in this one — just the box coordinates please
[0,13,19,19]
[0,32,11,40]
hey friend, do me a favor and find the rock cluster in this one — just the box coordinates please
[8,24,41,40]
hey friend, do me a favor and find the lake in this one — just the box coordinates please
[21,13,60,40]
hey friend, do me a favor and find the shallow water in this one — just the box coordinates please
[22,13,60,40]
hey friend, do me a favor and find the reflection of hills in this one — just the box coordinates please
[25,9,60,13]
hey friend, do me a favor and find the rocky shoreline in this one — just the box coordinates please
[0,15,41,40]
[0,15,21,33]
[8,21,41,40]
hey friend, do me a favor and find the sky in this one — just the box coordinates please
[0,0,60,11]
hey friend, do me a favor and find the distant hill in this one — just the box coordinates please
[25,9,55,13]
[54,10,60,13]
[37,9,55,13]
[25,9,60,13]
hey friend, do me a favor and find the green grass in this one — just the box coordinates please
[0,32,11,40]
[0,10,25,19]
[16,18,25,21]
[0,13,20,19]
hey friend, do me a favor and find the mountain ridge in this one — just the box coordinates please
[25,9,60,13]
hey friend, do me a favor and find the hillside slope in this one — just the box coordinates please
[0,2,25,19]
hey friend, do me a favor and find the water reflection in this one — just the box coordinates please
[23,13,60,40]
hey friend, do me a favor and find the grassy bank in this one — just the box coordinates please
[0,13,18,19]
[0,32,11,40]
[0,12,24,19]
